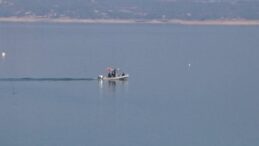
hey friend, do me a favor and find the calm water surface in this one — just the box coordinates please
[0,23,259,146]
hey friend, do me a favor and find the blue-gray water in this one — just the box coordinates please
[0,23,259,146]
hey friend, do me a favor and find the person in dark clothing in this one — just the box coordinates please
[108,72,112,77]
[112,69,116,77]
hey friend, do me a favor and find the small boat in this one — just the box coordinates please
[98,74,129,80]
[98,67,129,81]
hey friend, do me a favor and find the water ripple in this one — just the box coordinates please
[0,77,97,82]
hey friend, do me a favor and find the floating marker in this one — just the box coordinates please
[1,52,6,58]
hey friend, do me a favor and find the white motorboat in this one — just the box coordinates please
[98,67,129,80]
[98,74,129,80]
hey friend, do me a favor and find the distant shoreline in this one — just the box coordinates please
[1,17,259,26]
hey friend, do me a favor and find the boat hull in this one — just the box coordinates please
[98,74,129,80]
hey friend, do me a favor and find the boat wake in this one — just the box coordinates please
[0,77,97,82]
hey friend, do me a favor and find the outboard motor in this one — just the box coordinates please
[98,75,103,80]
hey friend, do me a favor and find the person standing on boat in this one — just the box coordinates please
[112,68,117,77]
[108,72,112,77]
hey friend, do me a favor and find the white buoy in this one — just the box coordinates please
[1,52,6,58]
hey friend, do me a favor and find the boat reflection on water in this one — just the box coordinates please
[98,79,128,96]
[97,79,129,127]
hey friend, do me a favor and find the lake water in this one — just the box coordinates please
[0,23,259,146]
